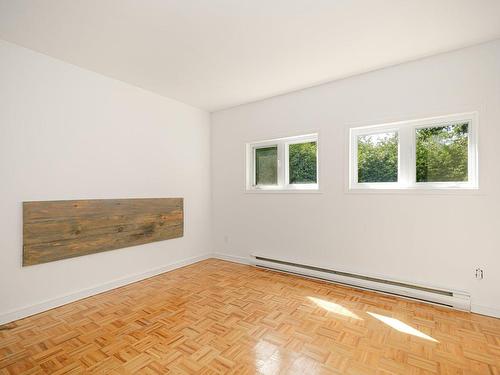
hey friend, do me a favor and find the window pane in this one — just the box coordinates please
[289,141,317,184]
[357,132,398,183]
[255,146,278,185]
[416,123,468,182]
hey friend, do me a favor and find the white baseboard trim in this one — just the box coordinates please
[471,304,500,319]
[0,253,212,325]
[212,252,252,265]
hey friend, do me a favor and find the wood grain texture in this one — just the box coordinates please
[23,198,183,266]
[1,259,499,374]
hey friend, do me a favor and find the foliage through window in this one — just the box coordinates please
[416,124,468,183]
[357,132,398,183]
[350,113,477,190]
[289,141,317,184]
[247,134,318,191]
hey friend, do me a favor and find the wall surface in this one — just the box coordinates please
[0,40,211,323]
[211,39,500,317]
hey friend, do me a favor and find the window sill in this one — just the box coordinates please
[347,186,481,195]
[245,188,322,194]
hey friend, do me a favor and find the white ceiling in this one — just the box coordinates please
[1,1,500,111]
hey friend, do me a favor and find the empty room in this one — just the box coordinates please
[1,1,500,374]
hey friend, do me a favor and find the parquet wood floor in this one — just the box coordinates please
[1,259,499,374]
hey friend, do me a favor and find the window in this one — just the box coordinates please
[255,146,278,185]
[357,131,398,183]
[416,123,468,183]
[349,112,478,190]
[247,134,318,191]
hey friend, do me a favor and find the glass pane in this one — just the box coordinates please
[357,132,398,183]
[255,146,278,185]
[416,123,468,182]
[289,141,317,184]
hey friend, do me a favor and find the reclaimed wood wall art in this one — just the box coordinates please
[23,198,183,266]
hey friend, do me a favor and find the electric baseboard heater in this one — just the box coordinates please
[252,255,471,311]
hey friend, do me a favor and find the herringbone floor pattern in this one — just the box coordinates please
[1,259,499,374]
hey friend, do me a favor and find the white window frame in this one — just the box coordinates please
[349,112,478,190]
[246,133,319,191]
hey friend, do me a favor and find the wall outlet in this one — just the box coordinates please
[475,268,484,280]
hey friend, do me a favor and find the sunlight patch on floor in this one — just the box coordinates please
[308,296,362,320]
[367,312,438,342]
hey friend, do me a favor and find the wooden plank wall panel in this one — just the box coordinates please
[23,198,183,266]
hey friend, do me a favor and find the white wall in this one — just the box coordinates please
[0,40,211,323]
[211,39,500,317]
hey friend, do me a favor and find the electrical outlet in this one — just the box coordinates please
[475,268,484,280]
[224,235,229,244]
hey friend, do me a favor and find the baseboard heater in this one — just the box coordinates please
[252,255,471,311]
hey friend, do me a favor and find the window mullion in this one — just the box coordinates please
[351,131,358,188]
[278,142,286,188]
[284,143,290,186]
[251,146,256,187]
[398,126,413,187]
[408,126,416,187]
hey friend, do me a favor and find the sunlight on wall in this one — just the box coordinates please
[308,297,362,320]
[367,312,438,342]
